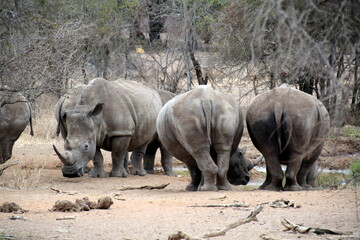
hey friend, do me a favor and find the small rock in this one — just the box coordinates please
[0,202,27,213]
[96,197,113,209]
[51,200,79,212]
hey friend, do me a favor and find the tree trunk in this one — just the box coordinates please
[298,70,314,95]
[95,43,110,79]
[351,49,359,112]
[148,0,165,44]
[189,42,207,85]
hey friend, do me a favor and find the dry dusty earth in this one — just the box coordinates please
[0,133,359,240]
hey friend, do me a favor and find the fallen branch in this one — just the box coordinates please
[281,218,352,235]
[202,205,263,238]
[8,215,30,221]
[118,183,170,191]
[168,205,263,240]
[56,216,76,220]
[188,202,249,208]
[0,160,19,176]
[51,187,77,195]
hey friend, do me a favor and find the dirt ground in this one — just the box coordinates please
[0,133,359,240]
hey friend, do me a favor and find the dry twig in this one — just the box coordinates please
[0,160,18,176]
[51,187,77,195]
[202,205,263,238]
[118,183,170,191]
[56,216,76,220]
[168,205,263,240]
[281,218,352,235]
[188,202,249,208]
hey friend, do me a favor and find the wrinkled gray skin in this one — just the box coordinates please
[156,86,261,191]
[54,78,162,178]
[0,90,33,164]
[246,84,330,191]
[143,89,176,176]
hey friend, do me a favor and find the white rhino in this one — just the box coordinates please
[53,78,162,178]
[246,84,330,191]
[0,89,33,164]
[143,89,176,176]
[156,86,261,191]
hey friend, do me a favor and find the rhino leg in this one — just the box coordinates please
[144,141,157,174]
[306,163,318,188]
[160,145,175,177]
[260,157,284,191]
[259,170,272,190]
[130,143,147,176]
[216,152,232,191]
[89,148,106,178]
[194,152,218,191]
[298,159,319,189]
[302,150,321,188]
[186,165,201,191]
[284,156,303,191]
[109,136,130,178]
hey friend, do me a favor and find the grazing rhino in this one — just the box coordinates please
[156,86,262,191]
[0,89,34,164]
[246,84,330,191]
[53,78,162,178]
[143,89,176,176]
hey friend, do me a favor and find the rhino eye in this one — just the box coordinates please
[83,144,89,152]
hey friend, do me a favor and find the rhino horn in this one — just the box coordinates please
[53,145,74,166]
[248,155,264,170]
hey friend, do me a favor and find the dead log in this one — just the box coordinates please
[188,202,249,208]
[119,183,170,191]
[0,160,18,176]
[168,205,263,240]
[281,218,352,235]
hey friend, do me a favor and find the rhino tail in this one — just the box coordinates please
[201,99,212,145]
[274,102,291,153]
[27,101,34,136]
[55,97,66,137]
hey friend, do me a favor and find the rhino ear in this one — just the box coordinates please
[61,111,67,121]
[87,103,104,117]
[240,146,247,155]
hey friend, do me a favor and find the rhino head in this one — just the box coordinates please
[53,103,104,178]
[227,147,263,185]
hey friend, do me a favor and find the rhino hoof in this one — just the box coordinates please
[109,171,128,178]
[284,184,302,191]
[259,183,283,191]
[185,183,198,191]
[199,184,218,191]
[88,171,106,178]
[217,183,232,191]
[145,169,156,174]
[131,169,147,176]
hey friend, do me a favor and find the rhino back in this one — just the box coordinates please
[246,86,330,158]
[0,93,31,163]
[157,86,242,165]
[81,78,162,149]
[0,93,30,137]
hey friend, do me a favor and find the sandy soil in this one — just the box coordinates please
[0,133,359,240]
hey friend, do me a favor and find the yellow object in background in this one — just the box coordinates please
[136,47,144,53]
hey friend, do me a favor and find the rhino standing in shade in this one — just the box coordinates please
[246,84,330,191]
[0,89,33,164]
[53,78,162,178]
[143,89,176,176]
[156,86,262,191]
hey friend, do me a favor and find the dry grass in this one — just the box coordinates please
[0,159,46,189]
